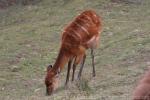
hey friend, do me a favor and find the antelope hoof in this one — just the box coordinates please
[92,73,96,77]
[64,84,68,89]
[77,77,81,81]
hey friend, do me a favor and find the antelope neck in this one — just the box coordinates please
[51,49,69,74]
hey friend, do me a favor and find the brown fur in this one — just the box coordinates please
[133,69,150,100]
[45,10,102,95]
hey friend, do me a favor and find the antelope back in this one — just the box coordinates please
[61,10,102,53]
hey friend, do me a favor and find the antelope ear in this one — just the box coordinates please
[47,65,52,71]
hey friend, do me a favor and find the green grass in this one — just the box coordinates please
[0,0,150,100]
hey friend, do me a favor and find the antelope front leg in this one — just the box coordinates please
[91,49,96,77]
[72,58,77,81]
[77,54,86,80]
[72,56,82,81]
[65,59,72,86]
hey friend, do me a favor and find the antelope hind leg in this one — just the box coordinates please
[91,49,96,77]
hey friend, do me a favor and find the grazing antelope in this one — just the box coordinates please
[45,10,102,95]
[133,69,150,100]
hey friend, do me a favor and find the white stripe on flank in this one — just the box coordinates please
[93,13,97,18]
[93,13,98,23]
[78,18,90,27]
[72,29,82,39]
[74,22,90,35]
[82,14,93,22]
